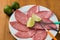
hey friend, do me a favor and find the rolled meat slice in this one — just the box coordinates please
[10,21,30,32]
[27,5,38,18]
[15,10,28,25]
[33,18,57,30]
[33,23,48,30]
[42,18,57,29]
[36,11,52,19]
[15,29,36,38]
[33,30,47,40]
[27,6,52,19]
[33,23,44,29]
[15,6,39,25]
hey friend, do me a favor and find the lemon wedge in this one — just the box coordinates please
[32,14,41,22]
[27,14,41,27]
[27,17,35,27]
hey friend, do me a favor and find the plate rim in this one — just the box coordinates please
[9,5,59,40]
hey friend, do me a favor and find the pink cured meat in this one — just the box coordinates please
[42,18,57,29]
[27,6,52,19]
[15,29,36,38]
[33,18,57,30]
[27,5,38,18]
[33,23,44,29]
[10,21,29,32]
[15,10,28,25]
[33,30,47,40]
[33,23,50,30]
[36,11,52,19]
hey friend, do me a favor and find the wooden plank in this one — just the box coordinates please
[0,0,8,40]
[46,0,60,20]
[35,0,48,7]
[4,0,16,40]
[4,16,15,40]
[18,0,36,6]
[0,12,6,40]
[52,0,60,20]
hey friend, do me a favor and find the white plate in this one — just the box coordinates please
[9,5,59,40]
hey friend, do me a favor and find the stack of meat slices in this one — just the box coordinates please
[10,6,57,40]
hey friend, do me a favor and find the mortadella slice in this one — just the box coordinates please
[27,5,39,18]
[10,21,29,32]
[15,10,28,25]
[33,23,44,29]
[15,29,36,38]
[42,18,57,29]
[33,30,47,40]
[33,18,57,30]
[36,11,52,19]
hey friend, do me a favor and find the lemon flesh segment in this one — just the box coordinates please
[32,14,41,22]
[27,17,35,27]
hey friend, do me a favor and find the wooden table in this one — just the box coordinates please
[0,0,60,40]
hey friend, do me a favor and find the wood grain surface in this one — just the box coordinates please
[0,0,60,40]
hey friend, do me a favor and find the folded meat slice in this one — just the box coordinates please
[10,21,29,32]
[33,23,50,30]
[15,6,39,25]
[33,30,47,40]
[33,23,44,29]
[42,18,57,29]
[15,29,36,38]
[27,6,52,19]
[15,10,28,25]
[27,5,38,18]
[36,11,52,19]
[33,18,57,30]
